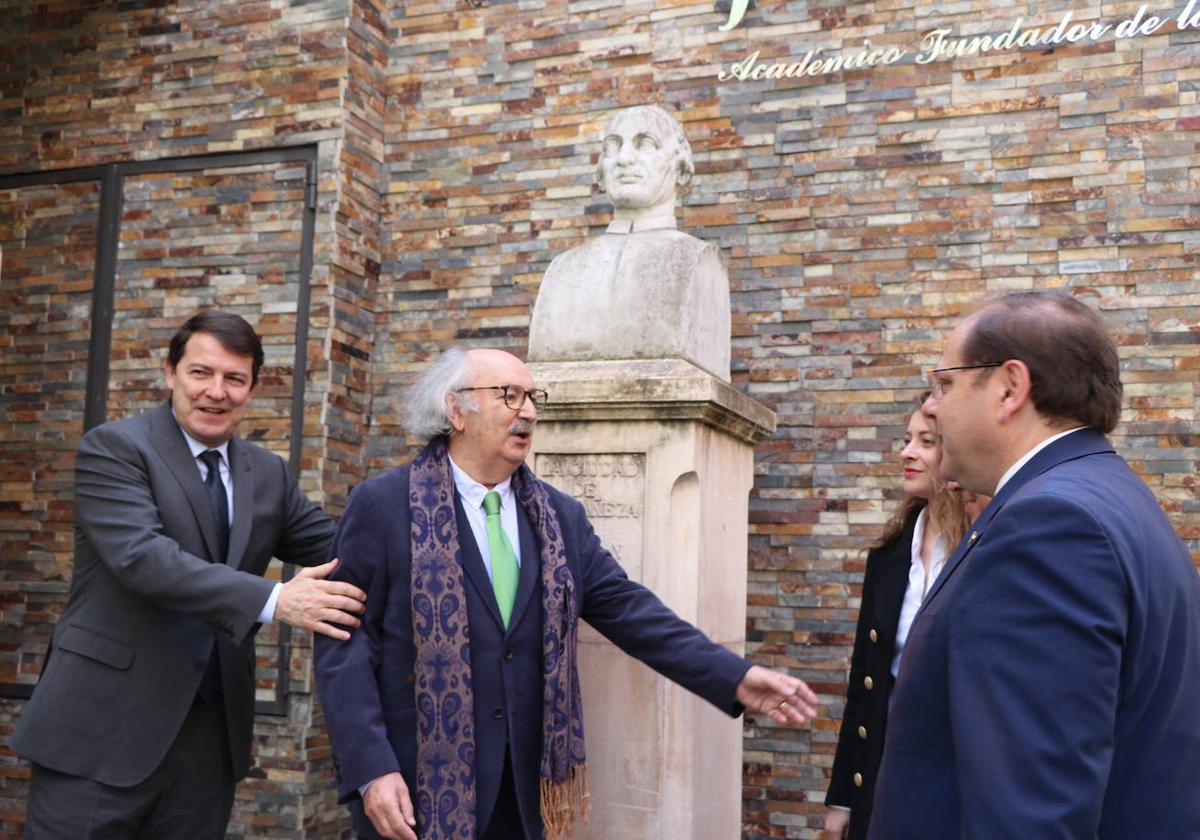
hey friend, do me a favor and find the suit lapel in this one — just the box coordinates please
[149,402,223,563]
[507,504,540,632]
[226,438,253,569]
[918,519,984,615]
[454,494,506,631]
[917,428,1115,616]
[872,514,916,636]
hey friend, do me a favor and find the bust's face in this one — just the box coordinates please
[598,111,680,212]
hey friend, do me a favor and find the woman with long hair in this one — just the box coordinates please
[822,399,989,840]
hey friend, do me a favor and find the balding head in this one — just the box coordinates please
[447,349,539,486]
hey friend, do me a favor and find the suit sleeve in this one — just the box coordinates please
[569,497,751,715]
[947,493,1126,838]
[73,420,275,644]
[312,480,399,801]
[826,546,885,808]
[270,454,336,567]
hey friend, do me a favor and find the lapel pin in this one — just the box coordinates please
[968,530,979,544]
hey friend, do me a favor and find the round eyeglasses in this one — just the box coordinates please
[455,384,549,410]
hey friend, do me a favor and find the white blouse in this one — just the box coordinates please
[890,507,947,679]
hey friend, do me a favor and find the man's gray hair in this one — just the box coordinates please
[404,347,478,440]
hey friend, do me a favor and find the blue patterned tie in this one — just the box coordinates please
[483,491,518,628]
[199,449,229,561]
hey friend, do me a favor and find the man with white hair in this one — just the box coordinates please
[314,346,817,840]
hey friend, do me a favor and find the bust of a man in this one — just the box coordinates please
[528,105,731,380]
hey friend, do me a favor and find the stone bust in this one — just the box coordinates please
[528,105,731,380]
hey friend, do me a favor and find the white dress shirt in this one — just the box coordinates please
[993,427,1086,496]
[891,507,947,678]
[448,455,523,578]
[174,417,279,624]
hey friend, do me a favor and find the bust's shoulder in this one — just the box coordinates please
[542,235,621,280]
[543,226,721,283]
[549,234,615,261]
[627,230,723,276]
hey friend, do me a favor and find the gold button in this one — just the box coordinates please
[857,725,867,740]
[853,772,863,787]
[864,676,874,690]
[869,628,878,643]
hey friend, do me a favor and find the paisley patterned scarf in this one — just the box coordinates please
[409,437,589,839]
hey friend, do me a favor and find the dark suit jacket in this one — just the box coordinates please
[826,512,917,840]
[870,428,1200,840]
[313,462,751,839]
[12,402,335,787]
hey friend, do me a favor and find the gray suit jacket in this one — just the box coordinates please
[12,401,335,787]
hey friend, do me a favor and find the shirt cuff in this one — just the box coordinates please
[359,780,373,798]
[257,583,282,625]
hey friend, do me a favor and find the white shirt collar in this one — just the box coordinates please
[447,455,514,511]
[605,214,678,234]
[891,505,950,676]
[171,409,231,465]
[909,507,947,575]
[993,427,1086,495]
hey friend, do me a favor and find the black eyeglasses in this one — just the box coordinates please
[456,385,549,411]
[925,363,1002,399]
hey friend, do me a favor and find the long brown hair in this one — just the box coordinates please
[875,398,971,550]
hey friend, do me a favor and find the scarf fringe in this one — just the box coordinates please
[540,764,590,840]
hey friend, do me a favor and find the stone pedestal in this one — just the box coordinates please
[527,358,776,840]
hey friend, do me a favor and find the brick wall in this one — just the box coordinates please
[1,0,1196,837]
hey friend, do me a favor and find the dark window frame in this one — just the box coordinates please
[0,145,320,716]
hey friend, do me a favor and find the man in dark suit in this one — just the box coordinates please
[14,311,367,838]
[870,292,1200,839]
[314,347,819,840]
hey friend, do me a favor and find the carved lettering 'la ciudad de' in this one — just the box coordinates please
[718,0,1200,82]
[536,453,642,479]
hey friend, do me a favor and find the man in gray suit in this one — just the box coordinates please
[13,311,367,838]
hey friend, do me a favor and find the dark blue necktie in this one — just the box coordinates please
[196,450,227,702]
[198,449,229,561]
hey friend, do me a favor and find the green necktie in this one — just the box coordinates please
[483,491,519,628]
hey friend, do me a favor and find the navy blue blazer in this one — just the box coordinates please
[313,462,751,839]
[870,429,1200,839]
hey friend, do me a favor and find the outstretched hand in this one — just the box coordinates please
[274,557,366,640]
[735,664,819,725]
